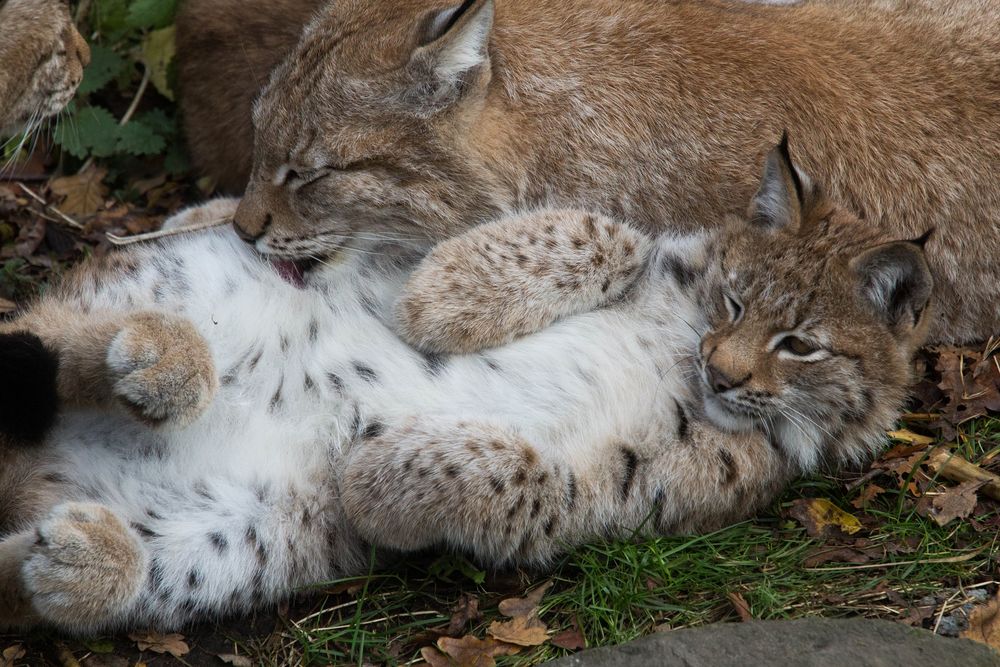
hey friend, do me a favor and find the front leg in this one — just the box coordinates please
[1,306,217,434]
[395,209,652,354]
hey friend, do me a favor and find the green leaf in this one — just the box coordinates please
[54,106,120,159]
[141,26,176,101]
[135,108,175,137]
[117,120,166,156]
[78,44,128,95]
[92,0,130,40]
[53,118,87,158]
[125,0,178,30]
[83,639,116,654]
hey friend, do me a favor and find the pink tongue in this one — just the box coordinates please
[272,260,305,288]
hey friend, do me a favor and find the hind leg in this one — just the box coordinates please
[0,502,148,633]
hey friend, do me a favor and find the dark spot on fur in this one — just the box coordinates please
[209,532,229,554]
[362,421,386,440]
[327,372,345,392]
[674,399,690,440]
[308,319,319,341]
[42,472,69,484]
[659,252,699,288]
[248,350,262,371]
[353,362,378,383]
[544,516,557,536]
[303,374,316,392]
[403,451,419,472]
[146,508,163,520]
[530,499,542,519]
[601,278,611,293]
[719,449,738,486]
[188,569,201,589]
[269,381,284,411]
[131,522,157,539]
[422,350,448,375]
[619,447,639,500]
[567,472,578,509]
[0,332,59,443]
[490,475,506,494]
[507,495,525,519]
[280,335,290,353]
[484,357,502,372]
[445,464,460,477]
[513,469,528,485]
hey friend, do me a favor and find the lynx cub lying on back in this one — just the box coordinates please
[0,143,931,632]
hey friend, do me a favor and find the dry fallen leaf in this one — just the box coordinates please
[727,591,753,622]
[49,166,108,218]
[962,590,1000,651]
[497,581,553,618]
[0,298,15,315]
[788,498,863,538]
[488,615,549,647]
[550,623,586,651]
[217,654,252,667]
[421,636,521,667]
[916,480,985,526]
[127,631,190,658]
[851,483,886,509]
[1,645,26,667]
[802,546,871,568]
[935,345,1000,426]
[447,593,482,636]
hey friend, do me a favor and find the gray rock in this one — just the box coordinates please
[547,618,1000,667]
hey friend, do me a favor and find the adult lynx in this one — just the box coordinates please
[176,0,998,343]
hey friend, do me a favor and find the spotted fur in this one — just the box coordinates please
[0,148,931,632]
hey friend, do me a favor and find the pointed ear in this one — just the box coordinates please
[410,0,494,103]
[850,240,934,333]
[747,132,812,232]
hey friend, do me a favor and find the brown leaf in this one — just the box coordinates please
[127,631,190,657]
[446,593,482,636]
[550,623,586,651]
[497,581,553,619]
[727,592,753,621]
[487,615,549,647]
[851,483,886,509]
[935,345,1000,426]
[962,590,1000,651]
[49,167,108,217]
[898,603,935,627]
[422,636,521,667]
[787,498,863,538]
[14,218,45,257]
[1,645,26,667]
[0,298,16,314]
[916,480,985,526]
[802,546,871,568]
[217,654,253,667]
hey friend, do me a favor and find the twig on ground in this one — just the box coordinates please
[15,183,83,230]
[927,448,1000,501]
[107,217,232,246]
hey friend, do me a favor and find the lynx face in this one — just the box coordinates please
[235,0,504,261]
[0,0,90,133]
[694,138,933,464]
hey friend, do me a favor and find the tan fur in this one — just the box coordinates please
[2,304,218,427]
[396,209,651,353]
[344,145,933,562]
[175,0,326,192]
[0,0,89,132]
[0,503,147,630]
[180,0,998,344]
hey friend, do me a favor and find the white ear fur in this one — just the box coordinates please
[748,134,807,231]
[422,0,494,84]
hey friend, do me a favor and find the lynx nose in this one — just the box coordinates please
[706,364,745,394]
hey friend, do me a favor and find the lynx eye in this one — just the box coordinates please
[724,294,744,323]
[775,335,819,357]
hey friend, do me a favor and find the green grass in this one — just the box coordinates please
[261,416,1000,666]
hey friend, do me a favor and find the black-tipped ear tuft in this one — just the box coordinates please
[0,332,59,444]
[748,132,811,232]
[910,228,935,248]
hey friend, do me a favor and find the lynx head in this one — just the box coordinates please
[235,0,506,261]
[0,0,90,134]
[694,135,933,470]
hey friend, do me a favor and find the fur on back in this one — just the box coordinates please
[0,0,90,133]
[175,0,1000,344]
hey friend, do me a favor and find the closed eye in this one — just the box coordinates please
[772,334,829,361]
[724,294,744,323]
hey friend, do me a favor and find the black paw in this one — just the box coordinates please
[0,332,59,443]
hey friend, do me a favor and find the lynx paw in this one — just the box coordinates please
[107,312,218,426]
[23,503,147,630]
